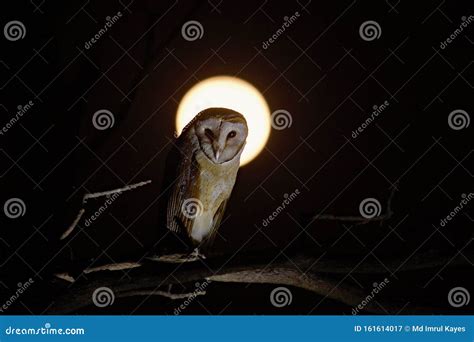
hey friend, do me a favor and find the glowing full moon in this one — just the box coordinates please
[176,76,271,166]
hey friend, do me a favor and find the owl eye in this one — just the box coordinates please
[204,128,214,140]
[227,131,237,139]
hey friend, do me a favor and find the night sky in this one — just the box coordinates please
[1,0,473,314]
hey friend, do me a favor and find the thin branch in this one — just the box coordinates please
[122,289,206,300]
[313,184,397,223]
[53,273,75,283]
[83,262,142,274]
[83,180,152,202]
[58,180,152,241]
[146,250,205,263]
[311,215,387,222]
[60,209,85,240]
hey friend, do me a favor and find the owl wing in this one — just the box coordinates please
[166,148,199,237]
[200,199,228,249]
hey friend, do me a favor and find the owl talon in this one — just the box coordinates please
[190,248,206,260]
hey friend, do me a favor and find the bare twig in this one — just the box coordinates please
[313,184,397,223]
[58,180,152,241]
[146,249,206,263]
[60,209,86,240]
[83,262,142,274]
[122,289,206,300]
[53,273,75,283]
[83,180,152,202]
[311,215,387,222]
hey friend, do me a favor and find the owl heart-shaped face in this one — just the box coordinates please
[194,108,248,164]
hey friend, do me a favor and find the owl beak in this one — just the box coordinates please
[214,148,221,161]
[212,142,221,161]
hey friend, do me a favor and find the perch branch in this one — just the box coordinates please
[207,269,396,313]
[83,262,143,274]
[122,289,206,300]
[49,263,382,314]
[47,249,471,314]
[311,215,388,222]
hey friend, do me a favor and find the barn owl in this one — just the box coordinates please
[163,107,248,255]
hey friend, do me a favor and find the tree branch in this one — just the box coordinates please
[313,184,396,223]
[82,180,152,203]
[60,209,85,240]
[47,250,471,314]
[120,289,206,300]
[59,180,152,240]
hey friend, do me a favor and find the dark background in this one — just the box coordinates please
[0,0,472,314]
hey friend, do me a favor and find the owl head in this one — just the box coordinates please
[191,108,248,164]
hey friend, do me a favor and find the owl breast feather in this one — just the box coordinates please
[189,150,240,242]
